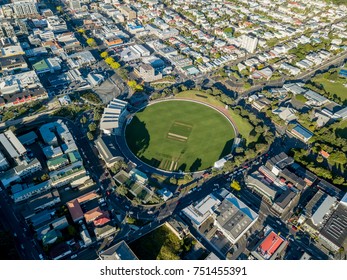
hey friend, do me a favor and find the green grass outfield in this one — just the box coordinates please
[313,77,347,102]
[175,90,254,142]
[125,100,235,172]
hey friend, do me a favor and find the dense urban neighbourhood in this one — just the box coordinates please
[0,0,347,261]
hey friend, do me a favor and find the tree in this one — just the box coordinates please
[244,82,252,89]
[328,151,347,166]
[105,57,115,65]
[80,115,87,124]
[110,62,121,69]
[41,174,49,181]
[255,125,264,134]
[126,216,136,224]
[316,154,324,163]
[93,111,101,121]
[333,176,345,185]
[8,126,16,132]
[87,132,94,141]
[110,160,128,174]
[211,87,222,96]
[116,185,128,196]
[195,57,203,64]
[172,87,179,95]
[169,177,177,185]
[86,38,97,47]
[56,6,63,13]
[223,27,233,33]
[230,180,241,191]
[184,173,193,181]
[88,122,97,132]
[100,51,108,58]
[222,161,234,173]
[180,85,188,91]
[77,28,85,35]
[127,80,143,92]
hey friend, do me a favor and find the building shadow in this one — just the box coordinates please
[125,116,150,156]
[219,139,234,159]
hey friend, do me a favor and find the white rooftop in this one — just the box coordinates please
[311,195,337,226]
[182,194,221,226]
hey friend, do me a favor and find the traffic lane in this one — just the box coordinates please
[65,122,105,176]
[72,247,98,260]
[292,238,328,260]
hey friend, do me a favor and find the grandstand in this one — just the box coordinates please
[100,99,128,135]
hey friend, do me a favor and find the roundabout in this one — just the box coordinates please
[124,99,236,173]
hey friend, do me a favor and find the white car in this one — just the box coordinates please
[70,254,77,259]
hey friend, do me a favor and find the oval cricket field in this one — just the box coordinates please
[125,100,235,172]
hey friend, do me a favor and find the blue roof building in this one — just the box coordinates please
[291,125,314,143]
[338,69,347,78]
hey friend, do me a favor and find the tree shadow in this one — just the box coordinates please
[148,158,161,168]
[189,158,202,172]
[212,82,237,98]
[335,127,347,139]
[177,163,187,172]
